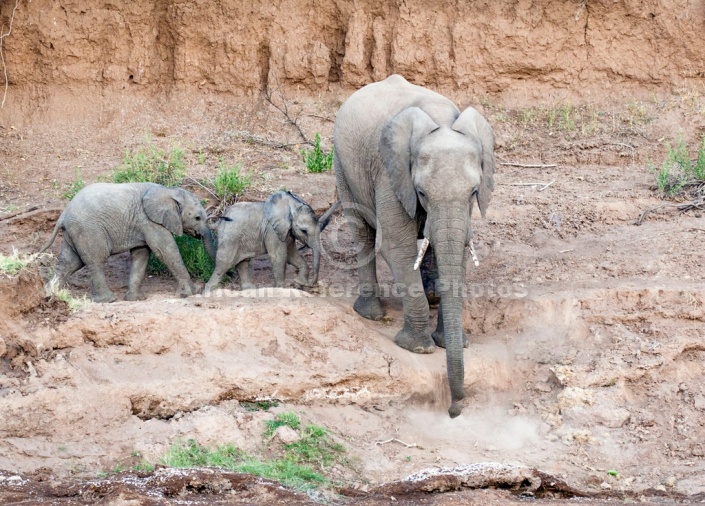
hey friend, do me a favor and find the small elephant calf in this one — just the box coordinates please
[40,182,216,302]
[204,191,338,292]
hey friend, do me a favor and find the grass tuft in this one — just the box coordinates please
[46,277,91,312]
[652,136,705,197]
[214,160,251,203]
[301,133,334,173]
[111,141,186,187]
[0,249,37,275]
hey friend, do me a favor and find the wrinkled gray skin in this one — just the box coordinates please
[204,191,335,292]
[40,182,216,303]
[333,74,495,418]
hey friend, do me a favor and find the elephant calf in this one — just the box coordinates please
[204,191,338,293]
[40,182,216,302]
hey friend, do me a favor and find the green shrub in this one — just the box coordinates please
[62,169,85,200]
[0,249,37,275]
[301,133,334,173]
[653,136,705,197]
[112,142,186,187]
[214,160,251,202]
[147,235,214,282]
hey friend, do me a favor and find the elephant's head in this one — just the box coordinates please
[380,106,495,418]
[264,191,326,286]
[142,184,217,261]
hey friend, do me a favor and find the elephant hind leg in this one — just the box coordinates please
[236,260,255,290]
[50,242,84,291]
[205,246,239,294]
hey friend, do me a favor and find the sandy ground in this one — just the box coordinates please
[1,91,705,504]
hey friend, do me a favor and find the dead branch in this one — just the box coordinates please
[374,438,418,448]
[499,161,558,168]
[183,176,219,201]
[0,205,38,222]
[263,76,312,146]
[231,130,307,150]
[0,0,20,108]
[635,197,705,225]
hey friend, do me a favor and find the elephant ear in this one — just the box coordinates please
[264,191,295,242]
[380,107,440,219]
[142,185,184,236]
[451,107,495,218]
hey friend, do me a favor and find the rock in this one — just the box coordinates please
[0,336,5,358]
[557,387,594,409]
[600,482,612,490]
[694,395,705,411]
[593,407,631,428]
[665,476,676,488]
[273,425,301,445]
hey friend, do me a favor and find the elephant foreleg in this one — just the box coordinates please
[147,230,197,297]
[205,245,239,294]
[287,241,310,287]
[379,240,435,354]
[125,246,150,301]
[269,247,288,288]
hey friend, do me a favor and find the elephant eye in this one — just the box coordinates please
[195,216,201,221]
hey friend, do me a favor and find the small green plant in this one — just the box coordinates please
[214,160,251,202]
[607,469,619,477]
[132,461,155,473]
[96,471,108,479]
[112,464,123,473]
[283,424,345,468]
[111,141,186,187]
[147,235,215,282]
[196,149,207,165]
[264,412,301,439]
[62,168,85,200]
[241,400,279,412]
[0,249,37,275]
[301,133,334,173]
[652,136,705,197]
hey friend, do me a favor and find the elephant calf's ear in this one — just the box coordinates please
[380,107,440,219]
[452,107,495,218]
[142,186,184,236]
[264,192,293,242]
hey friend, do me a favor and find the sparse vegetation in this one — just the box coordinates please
[241,400,279,412]
[111,141,186,187]
[0,249,37,275]
[652,136,705,198]
[139,413,346,491]
[301,133,334,173]
[147,235,214,282]
[46,277,91,312]
[62,168,85,200]
[213,160,251,204]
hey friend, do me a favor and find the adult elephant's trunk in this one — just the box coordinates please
[200,226,217,262]
[430,204,469,418]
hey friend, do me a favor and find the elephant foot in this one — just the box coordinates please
[432,328,470,349]
[354,295,385,321]
[241,282,257,291]
[177,283,199,298]
[394,325,435,354]
[93,291,117,303]
[124,290,147,301]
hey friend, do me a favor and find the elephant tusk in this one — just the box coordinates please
[413,237,429,270]
[469,239,479,267]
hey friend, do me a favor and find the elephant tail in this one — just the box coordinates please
[318,200,341,232]
[38,212,65,253]
[206,215,232,231]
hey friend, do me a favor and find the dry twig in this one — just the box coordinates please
[635,197,705,225]
[499,161,557,168]
[538,180,556,192]
[0,0,20,109]
[0,205,38,222]
[375,438,418,448]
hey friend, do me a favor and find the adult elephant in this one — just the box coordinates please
[333,74,495,418]
[40,182,216,302]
